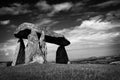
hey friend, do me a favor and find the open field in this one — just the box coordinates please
[0,63,120,80]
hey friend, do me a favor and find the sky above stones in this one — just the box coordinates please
[0,0,120,61]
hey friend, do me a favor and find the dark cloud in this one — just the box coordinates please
[0,0,119,21]
[0,0,39,7]
[105,10,120,22]
[46,0,72,5]
[0,3,31,15]
[0,0,120,36]
[35,0,120,22]
[0,0,119,31]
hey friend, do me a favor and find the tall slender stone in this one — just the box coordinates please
[25,30,39,64]
[56,46,69,64]
[12,39,25,66]
[16,39,25,65]
[12,41,20,66]
[39,31,47,63]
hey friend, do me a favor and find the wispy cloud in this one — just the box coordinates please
[34,18,59,30]
[48,2,73,16]
[53,18,120,60]
[0,20,10,25]
[93,0,120,8]
[80,19,120,30]
[35,18,53,26]
[55,18,120,46]
[9,24,17,28]
[36,1,73,16]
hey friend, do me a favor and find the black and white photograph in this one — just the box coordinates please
[0,0,120,80]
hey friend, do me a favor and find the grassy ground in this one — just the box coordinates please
[0,63,120,80]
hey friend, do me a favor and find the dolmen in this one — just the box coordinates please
[12,22,70,66]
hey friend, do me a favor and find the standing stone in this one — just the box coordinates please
[16,39,25,65]
[25,30,40,63]
[56,46,69,64]
[25,30,47,64]
[12,41,20,66]
[39,31,47,63]
[13,22,70,66]
[12,39,25,66]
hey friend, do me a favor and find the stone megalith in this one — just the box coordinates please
[12,22,70,66]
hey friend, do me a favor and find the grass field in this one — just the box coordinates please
[0,63,120,80]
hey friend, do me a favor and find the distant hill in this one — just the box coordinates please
[71,55,120,64]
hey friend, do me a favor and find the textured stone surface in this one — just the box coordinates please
[12,22,70,66]
[16,39,25,65]
[25,30,47,64]
[12,39,25,66]
[14,22,70,46]
[14,22,63,38]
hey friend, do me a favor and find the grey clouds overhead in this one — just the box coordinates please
[0,0,120,19]
[0,0,120,61]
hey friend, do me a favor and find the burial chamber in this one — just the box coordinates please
[12,23,70,66]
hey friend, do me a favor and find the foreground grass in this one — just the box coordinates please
[0,63,120,80]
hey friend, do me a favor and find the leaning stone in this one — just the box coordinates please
[12,39,25,66]
[14,22,70,46]
[12,42,20,66]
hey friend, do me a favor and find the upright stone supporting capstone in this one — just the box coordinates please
[13,22,70,66]
[12,38,25,66]
[25,30,47,64]
[16,39,25,65]
[12,40,20,66]
[39,31,47,63]
[56,46,69,64]
[25,30,38,64]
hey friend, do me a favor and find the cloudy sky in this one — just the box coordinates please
[0,0,120,61]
